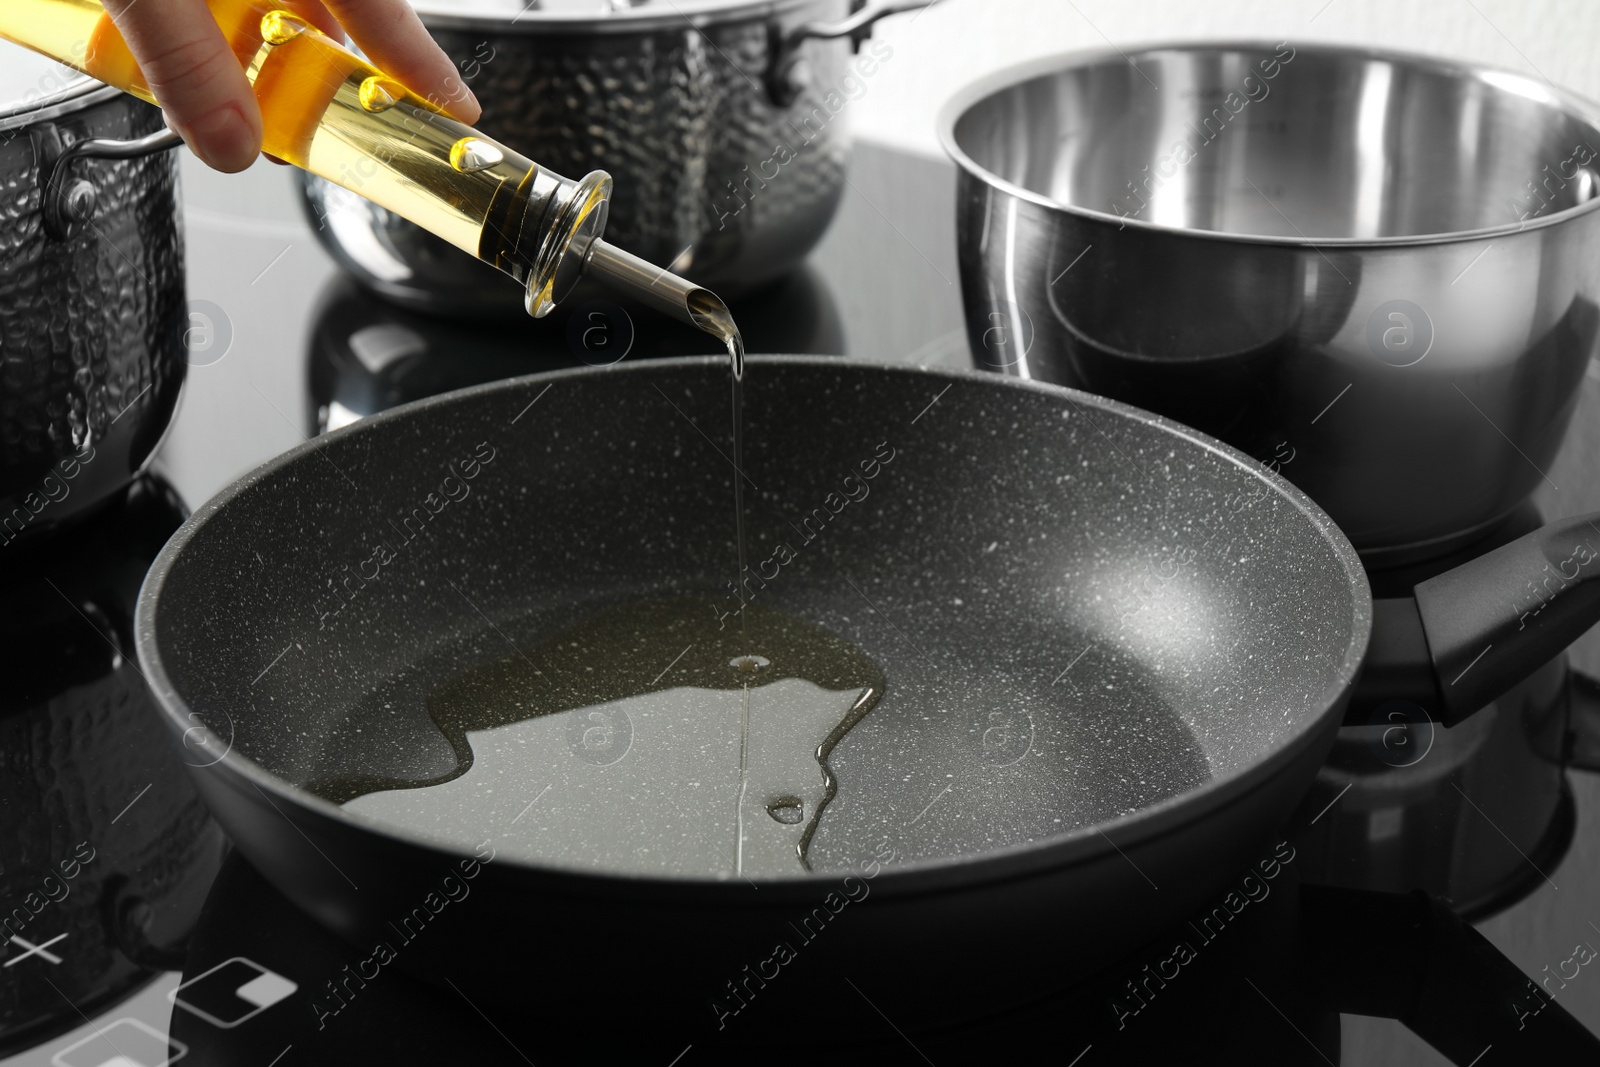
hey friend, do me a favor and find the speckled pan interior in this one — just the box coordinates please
[136,357,1370,879]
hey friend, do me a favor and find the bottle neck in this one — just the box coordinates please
[491,167,612,319]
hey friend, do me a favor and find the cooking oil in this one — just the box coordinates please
[0,0,608,314]
[678,296,753,644]
[329,599,886,879]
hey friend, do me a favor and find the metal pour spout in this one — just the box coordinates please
[582,240,738,350]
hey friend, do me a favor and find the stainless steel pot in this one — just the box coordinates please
[0,42,186,546]
[941,43,1600,560]
[301,0,923,315]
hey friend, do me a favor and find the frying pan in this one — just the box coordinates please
[131,357,1580,1047]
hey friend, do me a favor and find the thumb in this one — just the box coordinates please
[103,0,263,172]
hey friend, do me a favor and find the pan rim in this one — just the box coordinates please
[936,39,1600,249]
[134,354,1372,898]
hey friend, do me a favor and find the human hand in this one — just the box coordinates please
[101,0,481,172]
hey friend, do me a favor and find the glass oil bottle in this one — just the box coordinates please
[0,0,729,325]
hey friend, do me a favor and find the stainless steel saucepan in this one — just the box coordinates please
[941,43,1600,562]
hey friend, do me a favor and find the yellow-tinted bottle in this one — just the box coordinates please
[0,0,609,317]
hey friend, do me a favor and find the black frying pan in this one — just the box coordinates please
[131,357,1583,1048]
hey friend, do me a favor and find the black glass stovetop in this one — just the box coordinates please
[5,144,1600,1067]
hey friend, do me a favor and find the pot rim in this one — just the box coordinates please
[937,40,1600,249]
[0,76,120,135]
[409,0,823,34]
[134,354,1372,900]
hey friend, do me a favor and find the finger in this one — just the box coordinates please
[318,0,481,123]
[103,0,262,172]
[279,0,345,43]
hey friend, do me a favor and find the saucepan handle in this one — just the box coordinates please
[40,126,185,241]
[1380,511,1600,726]
[787,0,933,45]
[765,0,936,106]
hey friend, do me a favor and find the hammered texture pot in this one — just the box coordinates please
[0,91,186,542]
[303,0,862,314]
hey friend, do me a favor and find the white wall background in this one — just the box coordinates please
[853,0,1600,157]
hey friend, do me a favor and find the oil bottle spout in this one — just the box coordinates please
[581,239,738,347]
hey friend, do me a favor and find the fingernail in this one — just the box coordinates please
[186,105,260,173]
[452,85,482,124]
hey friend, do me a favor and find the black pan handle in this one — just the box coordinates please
[1302,885,1600,1062]
[1407,511,1600,725]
